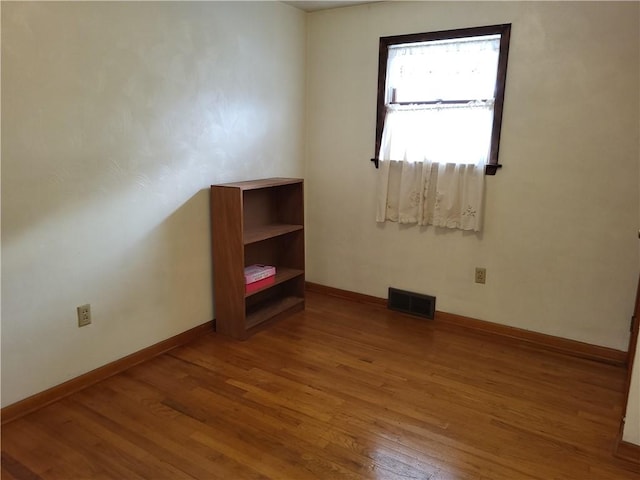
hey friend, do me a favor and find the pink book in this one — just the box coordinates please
[244,264,276,284]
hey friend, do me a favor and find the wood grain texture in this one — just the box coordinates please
[0,321,214,426]
[306,282,628,366]
[210,185,246,338]
[2,291,638,479]
[615,441,640,466]
[211,179,305,340]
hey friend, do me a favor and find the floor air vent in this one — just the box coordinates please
[388,288,436,319]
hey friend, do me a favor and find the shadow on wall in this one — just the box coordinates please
[0,184,215,408]
[105,186,215,333]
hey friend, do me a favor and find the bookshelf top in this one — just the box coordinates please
[212,177,302,191]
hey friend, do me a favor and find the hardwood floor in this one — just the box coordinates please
[2,291,638,479]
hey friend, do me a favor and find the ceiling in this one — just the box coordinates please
[282,1,377,12]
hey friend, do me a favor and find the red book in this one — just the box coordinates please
[245,275,276,294]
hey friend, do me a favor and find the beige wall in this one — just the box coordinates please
[305,1,639,350]
[1,1,306,407]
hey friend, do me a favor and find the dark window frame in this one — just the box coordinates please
[372,24,511,175]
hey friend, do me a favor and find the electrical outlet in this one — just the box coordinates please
[77,304,91,327]
[475,267,486,284]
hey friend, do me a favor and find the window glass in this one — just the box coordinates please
[374,25,511,174]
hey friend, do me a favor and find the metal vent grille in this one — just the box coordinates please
[388,288,436,319]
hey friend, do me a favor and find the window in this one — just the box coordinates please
[373,24,511,175]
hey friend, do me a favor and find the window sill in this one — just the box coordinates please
[370,158,502,175]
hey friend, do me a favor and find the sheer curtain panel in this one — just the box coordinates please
[376,35,500,232]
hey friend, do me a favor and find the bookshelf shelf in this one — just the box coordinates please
[245,268,304,298]
[244,224,303,245]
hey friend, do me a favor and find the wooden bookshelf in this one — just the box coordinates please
[210,178,305,339]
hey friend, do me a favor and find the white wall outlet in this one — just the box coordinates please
[77,304,91,327]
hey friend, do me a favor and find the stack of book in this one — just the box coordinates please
[244,264,276,293]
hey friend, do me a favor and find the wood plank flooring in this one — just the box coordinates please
[2,291,638,479]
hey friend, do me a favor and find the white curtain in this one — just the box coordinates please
[385,35,501,104]
[376,36,499,232]
[376,160,484,231]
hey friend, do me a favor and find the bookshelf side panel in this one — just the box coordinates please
[211,186,246,338]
